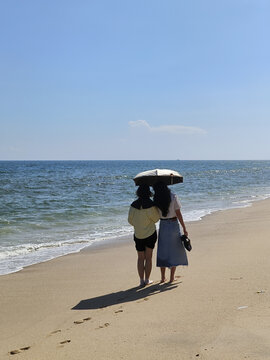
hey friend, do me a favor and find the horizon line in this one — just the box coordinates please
[0,159,269,162]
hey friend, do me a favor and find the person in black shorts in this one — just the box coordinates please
[128,184,160,286]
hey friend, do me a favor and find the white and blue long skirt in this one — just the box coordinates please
[157,219,188,268]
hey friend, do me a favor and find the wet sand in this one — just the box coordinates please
[1,198,270,359]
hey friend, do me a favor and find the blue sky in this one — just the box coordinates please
[1,0,269,160]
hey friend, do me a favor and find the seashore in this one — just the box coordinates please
[1,198,270,359]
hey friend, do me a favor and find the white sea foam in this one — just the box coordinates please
[184,208,214,222]
[0,226,133,275]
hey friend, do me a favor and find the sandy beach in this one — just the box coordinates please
[1,198,270,360]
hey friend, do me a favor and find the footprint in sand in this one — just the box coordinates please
[115,309,123,313]
[60,340,71,345]
[9,350,21,355]
[97,322,110,329]
[9,346,31,355]
[49,329,62,335]
[74,317,91,325]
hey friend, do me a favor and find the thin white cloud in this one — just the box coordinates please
[129,120,207,135]
[129,120,151,129]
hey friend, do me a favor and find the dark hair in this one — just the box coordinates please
[153,182,171,217]
[136,184,152,199]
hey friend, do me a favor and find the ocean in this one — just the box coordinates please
[1,160,270,275]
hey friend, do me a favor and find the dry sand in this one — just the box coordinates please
[1,199,270,360]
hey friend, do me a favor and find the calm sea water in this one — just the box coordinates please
[1,160,270,275]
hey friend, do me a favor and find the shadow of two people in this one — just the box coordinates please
[72,281,181,310]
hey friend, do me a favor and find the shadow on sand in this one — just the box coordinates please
[72,281,181,310]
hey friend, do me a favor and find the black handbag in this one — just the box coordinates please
[181,235,192,252]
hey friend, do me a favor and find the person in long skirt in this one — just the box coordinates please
[128,184,160,286]
[153,181,189,283]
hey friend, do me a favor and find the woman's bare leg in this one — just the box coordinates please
[160,267,166,283]
[170,266,176,282]
[137,251,145,284]
[144,247,153,283]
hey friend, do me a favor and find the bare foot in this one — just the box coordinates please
[160,278,166,283]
